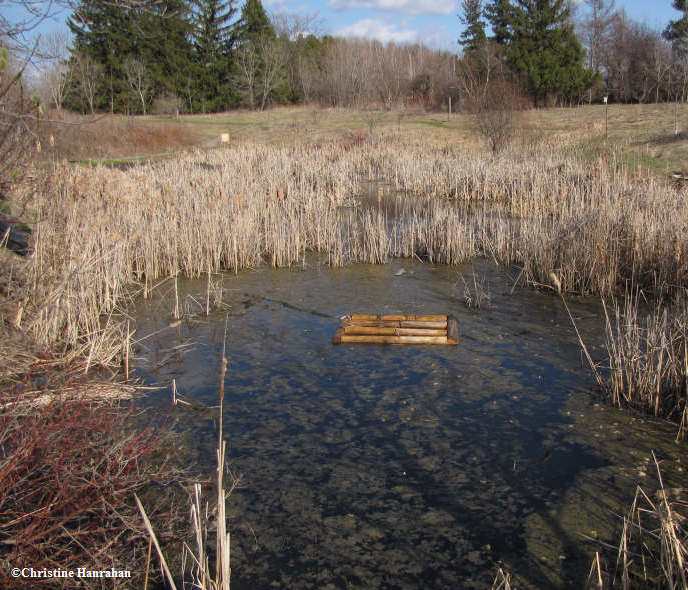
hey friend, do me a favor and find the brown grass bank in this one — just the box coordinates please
[36,111,200,162]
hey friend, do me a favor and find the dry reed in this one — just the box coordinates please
[7,122,688,428]
[137,318,235,590]
[606,453,687,589]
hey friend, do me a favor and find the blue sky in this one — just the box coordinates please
[269,0,679,49]
[4,0,681,51]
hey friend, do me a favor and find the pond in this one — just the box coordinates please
[131,257,686,589]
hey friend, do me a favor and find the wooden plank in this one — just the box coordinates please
[332,325,344,345]
[338,334,449,345]
[342,319,447,329]
[447,315,459,345]
[348,313,447,321]
[342,326,448,337]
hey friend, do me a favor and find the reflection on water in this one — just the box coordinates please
[132,258,686,589]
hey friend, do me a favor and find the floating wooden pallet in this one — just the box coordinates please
[332,314,458,345]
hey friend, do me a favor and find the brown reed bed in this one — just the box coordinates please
[7,129,688,421]
[35,111,199,162]
[600,291,688,439]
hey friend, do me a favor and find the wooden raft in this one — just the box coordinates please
[332,314,458,345]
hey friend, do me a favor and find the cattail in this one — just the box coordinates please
[673,235,682,264]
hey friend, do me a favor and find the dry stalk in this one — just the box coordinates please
[136,315,233,590]
[491,567,512,590]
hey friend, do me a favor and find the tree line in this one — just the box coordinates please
[29,0,688,114]
[458,0,688,108]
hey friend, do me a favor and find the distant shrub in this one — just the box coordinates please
[152,92,183,117]
[468,79,525,154]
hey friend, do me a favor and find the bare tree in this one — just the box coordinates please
[270,11,323,39]
[258,35,287,110]
[473,87,521,154]
[577,0,616,102]
[35,30,72,112]
[272,12,323,104]
[583,0,616,69]
[0,46,40,190]
[73,52,102,114]
[236,41,259,109]
[124,56,152,114]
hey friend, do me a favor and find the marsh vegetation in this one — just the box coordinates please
[2,104,688,587]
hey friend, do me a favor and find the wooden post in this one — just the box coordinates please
[124,320,130,380]
[173,273,180,320]
[604,96,608,140]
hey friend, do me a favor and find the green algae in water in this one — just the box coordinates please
[131,258,687,589]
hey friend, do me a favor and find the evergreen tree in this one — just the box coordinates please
[486,0,597,104]
[664,0,688,55]
[239,0,275,42]
[66,0,193,113]
[233,0,279,109]
[190,0,239,111]
[484,0,515,46]
[459,0,487,52]
[138,0,195,108]
[67,1,137,111]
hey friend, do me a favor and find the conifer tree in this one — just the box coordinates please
[459,0,487,52]
[234,0,280,109]
[190,0,239,111]
[67,0,193,113]
[484,0,515,46]
[67,1,137,111]
[664,0,688,55]
[239,0,275,42]
[485,0,597,104]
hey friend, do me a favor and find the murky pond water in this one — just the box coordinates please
[132,258,686,589]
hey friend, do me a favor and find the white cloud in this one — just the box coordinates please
[417,25,454,50]
[334,18,419,43]
[329,0,455,16]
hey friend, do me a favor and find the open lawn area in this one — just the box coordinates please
[40,103,688,178]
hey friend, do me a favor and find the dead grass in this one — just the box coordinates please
[37,111,200,161]
[38,104,688,176]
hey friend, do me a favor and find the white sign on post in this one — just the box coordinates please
[603,96,608,104]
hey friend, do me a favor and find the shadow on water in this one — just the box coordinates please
[131,258,687,589]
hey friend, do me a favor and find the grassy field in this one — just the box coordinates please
[39,103,688,176]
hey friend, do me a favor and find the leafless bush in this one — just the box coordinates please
[0,46,39,191]
[151,92,183,117]
[0,391,182,589]
[468,79,524,154]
